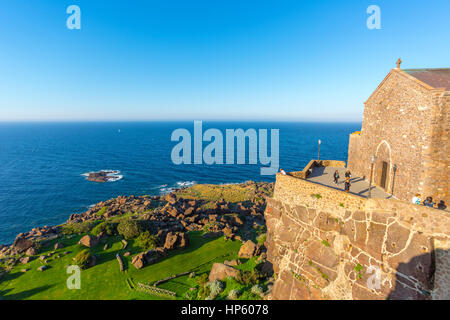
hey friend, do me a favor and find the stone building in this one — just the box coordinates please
[347,60,449,204]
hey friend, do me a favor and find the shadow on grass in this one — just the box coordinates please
[0,284,54,300]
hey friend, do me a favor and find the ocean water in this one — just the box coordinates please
[0,121,360,244]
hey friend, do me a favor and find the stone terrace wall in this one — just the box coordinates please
[265,174,450,300]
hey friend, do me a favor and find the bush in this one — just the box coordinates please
[135,231,159,250]
[202,221,218,234]
[208,280,224,298]
[256,233,267,245]
[74,249,94,269]
[62,221,100,235]
[95,206,107,216]
[196,273,209,287]
[237,269,263,286]
[117,220,140,240]
[116,219,154,240]
[228,289,240,300]
[251,284,264,296]
[90,221,117,237]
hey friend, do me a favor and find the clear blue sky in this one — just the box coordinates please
[0,0,449,122]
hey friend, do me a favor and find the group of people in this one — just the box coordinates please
[333,169,352,193]
[280,168,447,211]
[411,193,447,210]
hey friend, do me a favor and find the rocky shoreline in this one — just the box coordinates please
[0,181,274,271]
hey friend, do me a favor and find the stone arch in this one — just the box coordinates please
[374,140,393,192]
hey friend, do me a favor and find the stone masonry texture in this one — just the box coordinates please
[347,68,449,205]
[264,174,450,300]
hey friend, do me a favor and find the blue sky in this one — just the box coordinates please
[0,0,449,122]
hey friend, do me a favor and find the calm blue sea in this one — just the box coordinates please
[0,122,360,244]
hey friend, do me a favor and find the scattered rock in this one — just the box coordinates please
[12,237,34,253]
[37,265,49,272]
[123,252,130,257]
[132,253,146,269]
[54,242,64,250]
[209,263,241,282]
[224,259,240,266]
[20,256,31,264]
[78,235,98,248]
[26,247,38,256]
[164,232,189,250]
[238,240,259,259]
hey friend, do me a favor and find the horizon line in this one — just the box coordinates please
[0,119,362,124]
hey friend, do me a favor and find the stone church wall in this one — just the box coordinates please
[347,69,449,204]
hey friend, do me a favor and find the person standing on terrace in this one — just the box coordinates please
[344,177,351,193]
[333,170,340,184]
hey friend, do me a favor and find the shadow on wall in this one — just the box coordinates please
[388,249,448,300]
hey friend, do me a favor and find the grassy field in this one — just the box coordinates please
[176,183,272,210]
[0,232,243,300]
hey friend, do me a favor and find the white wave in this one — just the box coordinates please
[159,187,176,195]
[176,181,196,187]
[107,174,123,182]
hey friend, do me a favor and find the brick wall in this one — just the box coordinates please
[264,174,450,300]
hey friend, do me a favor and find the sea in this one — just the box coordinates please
[0,121,360,244]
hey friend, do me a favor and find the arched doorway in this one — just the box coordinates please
[375,140,392,192]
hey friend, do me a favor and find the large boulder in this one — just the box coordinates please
[238,240,259,259]
[25,247,38,256]
[78,235,98,248]
[178,233,189,249]
[132,253,146,269]
[164,232,178,249]
[209,263,241,282]
[20,256,31,264]
[164,232,189,250]
[12,237,34,253]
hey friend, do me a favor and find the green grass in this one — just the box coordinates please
[0,232,240,300]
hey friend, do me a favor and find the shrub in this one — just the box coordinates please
[197,284,211,300]
[196,273,209,287]
[90,221,117,237]
[254,224,266,236]
[117,220,140,240]
[237,269,263,286]
[208,280,224,298]
[228,289,240,300]
[135,231,159,250]
[95,206,107,216]
[256,233,267,245]
[62,220,100,235]
[251,284,264,296]
[74,249,94,269]
[202,221,218,234]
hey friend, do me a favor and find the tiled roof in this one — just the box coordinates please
[403,68,450,90]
